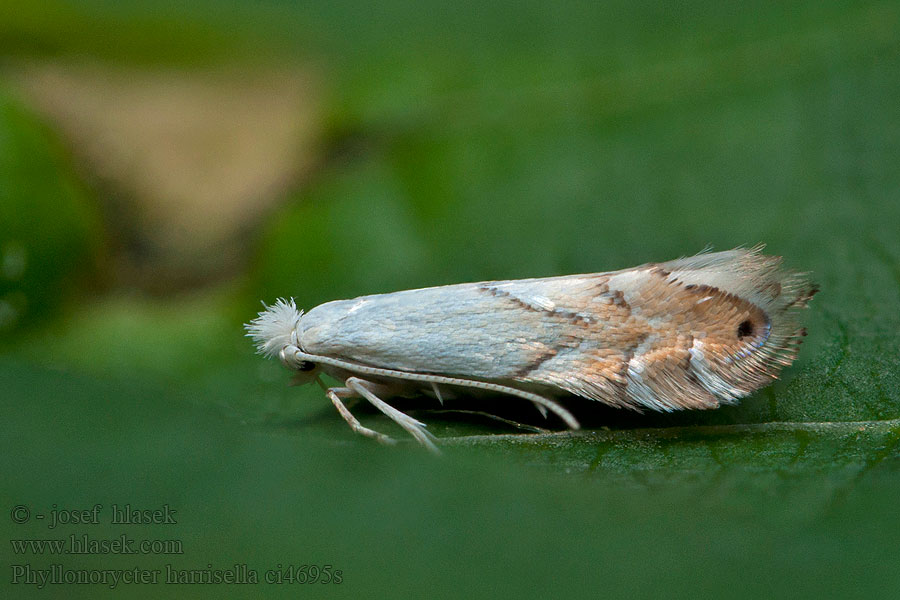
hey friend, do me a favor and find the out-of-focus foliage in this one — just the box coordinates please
[0,89,102,335]
[2,1,899,598]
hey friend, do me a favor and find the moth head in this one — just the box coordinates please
[245,299,324,385]
[245,298,306,357]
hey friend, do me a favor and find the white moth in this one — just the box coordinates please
[246,247,817,453]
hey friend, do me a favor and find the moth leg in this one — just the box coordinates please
[431,382,445,406]
[325,386,398,446]
[345,377,441,455]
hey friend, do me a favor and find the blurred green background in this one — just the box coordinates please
[2,1,899,598]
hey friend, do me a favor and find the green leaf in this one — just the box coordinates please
[3,360,900,599]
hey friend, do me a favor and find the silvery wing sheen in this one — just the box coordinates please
[247,247,817,452]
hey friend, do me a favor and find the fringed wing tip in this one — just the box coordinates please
[244,298,304,357]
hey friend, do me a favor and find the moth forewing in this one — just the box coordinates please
[246,247,816,451]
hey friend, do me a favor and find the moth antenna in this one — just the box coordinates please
[245,298,304,358]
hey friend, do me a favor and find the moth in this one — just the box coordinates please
[246,247,817,453]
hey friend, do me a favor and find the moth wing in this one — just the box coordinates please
[514,247,815,411]
[299,247,814,413]
[488,266,720,411]
[297,276,602,379]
